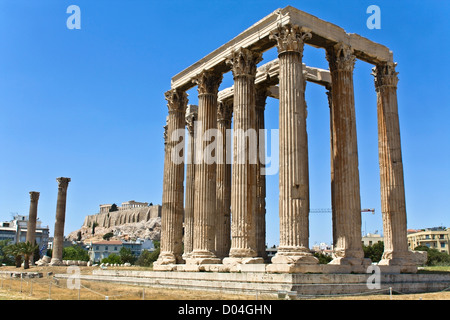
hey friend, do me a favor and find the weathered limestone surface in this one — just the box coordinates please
[326,43,369,267]
[215,100,232,259]
[255,85,268,260]
[158,6,415,275]
[82,205,161,228]
[373,62,415,270]
[51,177,70,266]
[186,70,223,265]
[183,104,198,259]
[223,47,263,265]
[155,89,187,265]
[26,191,40,265]
[26,191,40,245]
[171,6,392,92]
[268,24,318,268]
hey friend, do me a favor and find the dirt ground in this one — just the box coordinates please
[0,265,449,300]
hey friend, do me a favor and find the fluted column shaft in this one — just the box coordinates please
[26,191,40,264]
[51,177,70,265]
[215,101,232,259]
[326,86,337,249]
[187,70,223,264]
[183,105,198,258]
[326,43,367,265]
[224,47,263,264]
[156,89,187,265]
[373,63,413,267]
[26,191,40,245]
[270,24,317,265]
[255,86,267,260]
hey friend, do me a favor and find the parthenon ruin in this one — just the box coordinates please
[155,6,417,273]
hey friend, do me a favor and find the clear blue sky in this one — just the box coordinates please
[0,0,449,248]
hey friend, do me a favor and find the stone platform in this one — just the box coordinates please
[54,268,450,298]
[153,263,418,274]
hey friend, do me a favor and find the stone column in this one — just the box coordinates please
[215,100,233,259]
[255,85,268,260]
[155,89,187,266]
[223,47,264,265]
[26,191,40,265]
[326,43,369,267]
[183,104,198,259]
[186,69,223,265]
[269,24,318,266]
[326,85,337,250]
[373,62,415,270]
[50,177,70,266]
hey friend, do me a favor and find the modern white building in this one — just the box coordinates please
[0,215,49,254]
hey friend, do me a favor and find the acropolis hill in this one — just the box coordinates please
[68,201,161,242]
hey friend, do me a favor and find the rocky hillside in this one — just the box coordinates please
[67,217,161,243]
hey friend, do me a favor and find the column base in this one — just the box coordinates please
[329,257,372,267]
[271,246,319,265]
[49,258,63,266]
[154,252,183,266]
[378,250,420,273]
[222,257,264,265]
[185,250,221,265]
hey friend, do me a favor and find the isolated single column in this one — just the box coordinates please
[50,177,70,266]
[26,191,40,265]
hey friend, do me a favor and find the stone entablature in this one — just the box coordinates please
[83,205,161,229]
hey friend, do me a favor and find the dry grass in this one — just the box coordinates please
[0,265,449,300]
[0,265,271,300]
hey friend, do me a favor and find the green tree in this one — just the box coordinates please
[414,246,450,266]
[4,243,23,268]
[63,245,90,261]
[313,252,332,264]
[0,240,14,266]
[136,248,160,267]
[92,222,99,234]
[109,204,119,212]
[363,241,384,262]
[18,241,39,269]
[103,232,114,241]
[119,247,136,264]
[101,253,122,264]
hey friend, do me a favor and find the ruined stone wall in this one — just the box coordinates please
[82,205,161,228]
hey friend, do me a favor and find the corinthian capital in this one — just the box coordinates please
[255,84,270,111]
[269,24,312,55]
[217,100,233,123]
[185,105,198,135]
[194,69,223,96]
[372,62,399,89]
[56,177,71,189]
[29,191,40,201]
[326,42,356,72]
[226,47,263,79]
[165,89,188,114]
